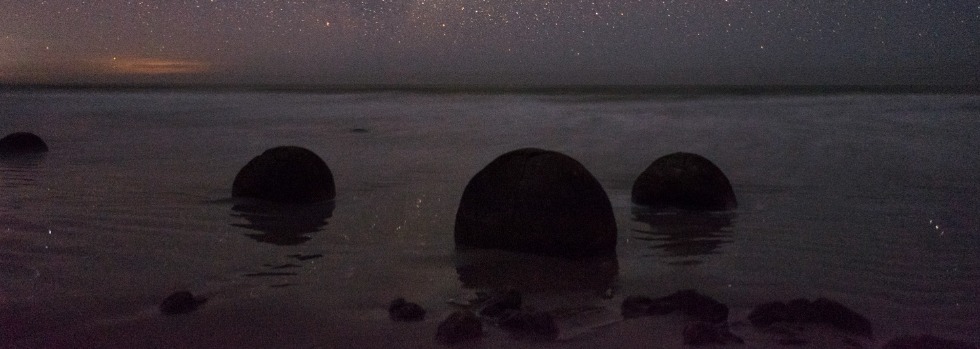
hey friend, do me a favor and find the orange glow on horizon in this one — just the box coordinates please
[109,58,210,75]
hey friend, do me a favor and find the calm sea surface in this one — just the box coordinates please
[1,89,978,347]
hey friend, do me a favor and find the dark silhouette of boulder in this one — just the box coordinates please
[748,298,873,337]
[160,291,207,315]
[436,310,483,344]
[882,335,978,349]
[232,146,335,204]
[631,152,736,210]
[621,290,729,324]
[455,148,616,258]
[388,298,426,321]
[0,132,48,154]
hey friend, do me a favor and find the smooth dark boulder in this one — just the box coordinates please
[436,310,483,344]
[232,146,335,204]
[160,291,206,315]
[631,152,736,210]
[748,298,873,337]
[0,132,48,154]
[882,335,978,349]
[388,298,426,322]
[455,148,617,258]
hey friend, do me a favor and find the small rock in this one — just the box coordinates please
[436,310,483,345]
[882,335,978,349]
[808,298,873,337]
[160,291,206,315]
[622,290,728,323]
[654,290,729,323]
[388,298,426,322]
[478,289,522,319]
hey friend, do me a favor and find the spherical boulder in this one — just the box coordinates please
[0,132,48,154]
[232,146,335,204]
[631,152,736,210]
[454,148,617,258]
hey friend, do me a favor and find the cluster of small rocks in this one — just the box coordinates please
[622,289,743,346]
[384,289,561,345]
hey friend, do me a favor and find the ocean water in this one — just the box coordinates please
[1,89,978,348]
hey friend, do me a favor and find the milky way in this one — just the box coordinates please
[2,1,978,85]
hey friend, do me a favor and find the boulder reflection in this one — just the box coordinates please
[631,207,735,265]
[230,200,334,246]
[455,249,618,293]
[0,154,45,191]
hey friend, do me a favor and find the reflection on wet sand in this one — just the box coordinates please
[230,200,335,246]
[454,249,619,294]
[631,207,735,265]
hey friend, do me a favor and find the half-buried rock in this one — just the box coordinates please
[632,152,736,210]
[232,146,335,204]
[455,148,616,258]
[0,132,48,154]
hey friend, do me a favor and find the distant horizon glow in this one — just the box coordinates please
[1,1,978,86]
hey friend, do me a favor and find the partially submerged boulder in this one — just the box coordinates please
[454,148,617,258]
[160,291,207,315]
[0,132,48,154]
[232,146,335,204]
[632,152,736,210]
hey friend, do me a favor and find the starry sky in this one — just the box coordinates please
[2,1,978,86]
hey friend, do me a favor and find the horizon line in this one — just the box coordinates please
[2,83,978,95]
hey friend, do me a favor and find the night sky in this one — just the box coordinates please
[2,1,978,86]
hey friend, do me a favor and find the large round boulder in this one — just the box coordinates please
[454,148,617,258]
[631,152,736,211]
[232,146,335,204]
[0,132,48,154]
